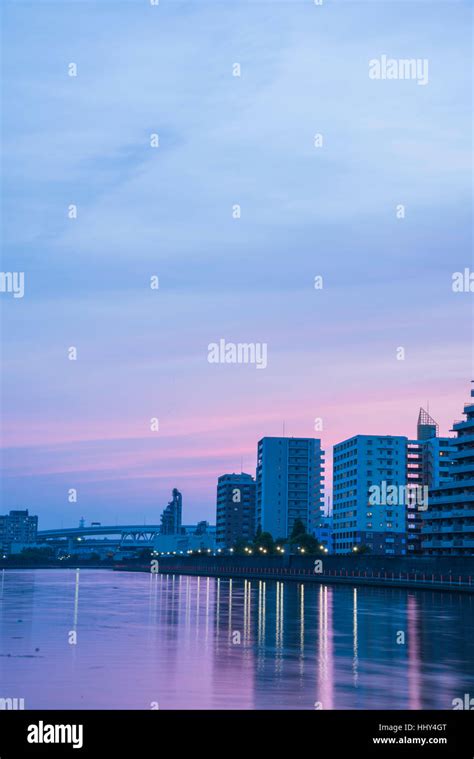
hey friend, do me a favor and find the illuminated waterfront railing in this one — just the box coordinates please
[117,562,474,591]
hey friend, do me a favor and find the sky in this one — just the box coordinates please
[0,0,472,529]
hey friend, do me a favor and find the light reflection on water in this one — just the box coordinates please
[0,569,473,710]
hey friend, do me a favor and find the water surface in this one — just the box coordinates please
[0,569,473,709]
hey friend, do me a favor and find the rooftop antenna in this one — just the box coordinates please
[283,421,286,437]
[240,455,243,473]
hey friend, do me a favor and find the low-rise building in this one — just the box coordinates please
[0,510,38,555]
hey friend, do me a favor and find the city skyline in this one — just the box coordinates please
[2,392,469,533]
[1,1,472,529]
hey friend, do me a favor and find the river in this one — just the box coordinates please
[0,569,473,710]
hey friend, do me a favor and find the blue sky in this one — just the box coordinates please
[1,0,472,528]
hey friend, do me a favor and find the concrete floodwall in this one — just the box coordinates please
[118,554,474,593]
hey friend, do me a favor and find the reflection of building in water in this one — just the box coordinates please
[209,578,474,710]
[407,594,421,710]
[213,577,335,708]
[211,577,255,708]
[317,585,334,710]
[352,588,358,687]
[411,592,474,708]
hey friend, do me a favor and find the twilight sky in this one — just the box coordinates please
[0,0,472,529]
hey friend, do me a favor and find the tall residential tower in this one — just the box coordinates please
[216,473,256,548]
[422,386,474,555]
[256,437,325,539]
[333,435,408,555]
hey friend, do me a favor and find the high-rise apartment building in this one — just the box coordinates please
[333,435,408,555]
[332,407,456,555]
[256,437,325,539]
[406,409,456,552]
[422,386,474,555]
[215,473,256,548]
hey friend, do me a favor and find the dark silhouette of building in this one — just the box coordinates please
[216,473,256,548]
[160,489,183,535]
[0,510,38,554]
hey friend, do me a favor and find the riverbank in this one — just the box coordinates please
[114,554,474,594]
[5,555,474,593]
[0,562,112,570]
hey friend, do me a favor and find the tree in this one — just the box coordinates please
[16,547,54,563]
[295,533,322,555]
[253,531,274,554]
[138,548,152,561]
[290,519,306,540]
[288,522,326,556]
[232,538,252,555]
[351,544,371,555]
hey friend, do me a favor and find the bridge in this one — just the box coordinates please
[37,525,163,548]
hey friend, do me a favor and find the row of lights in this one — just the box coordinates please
[151,545,330,556]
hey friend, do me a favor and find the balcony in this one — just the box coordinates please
[450,462,474,475]
[424,507,474,520]
[428,491,474,506]
[453,419,474,430]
